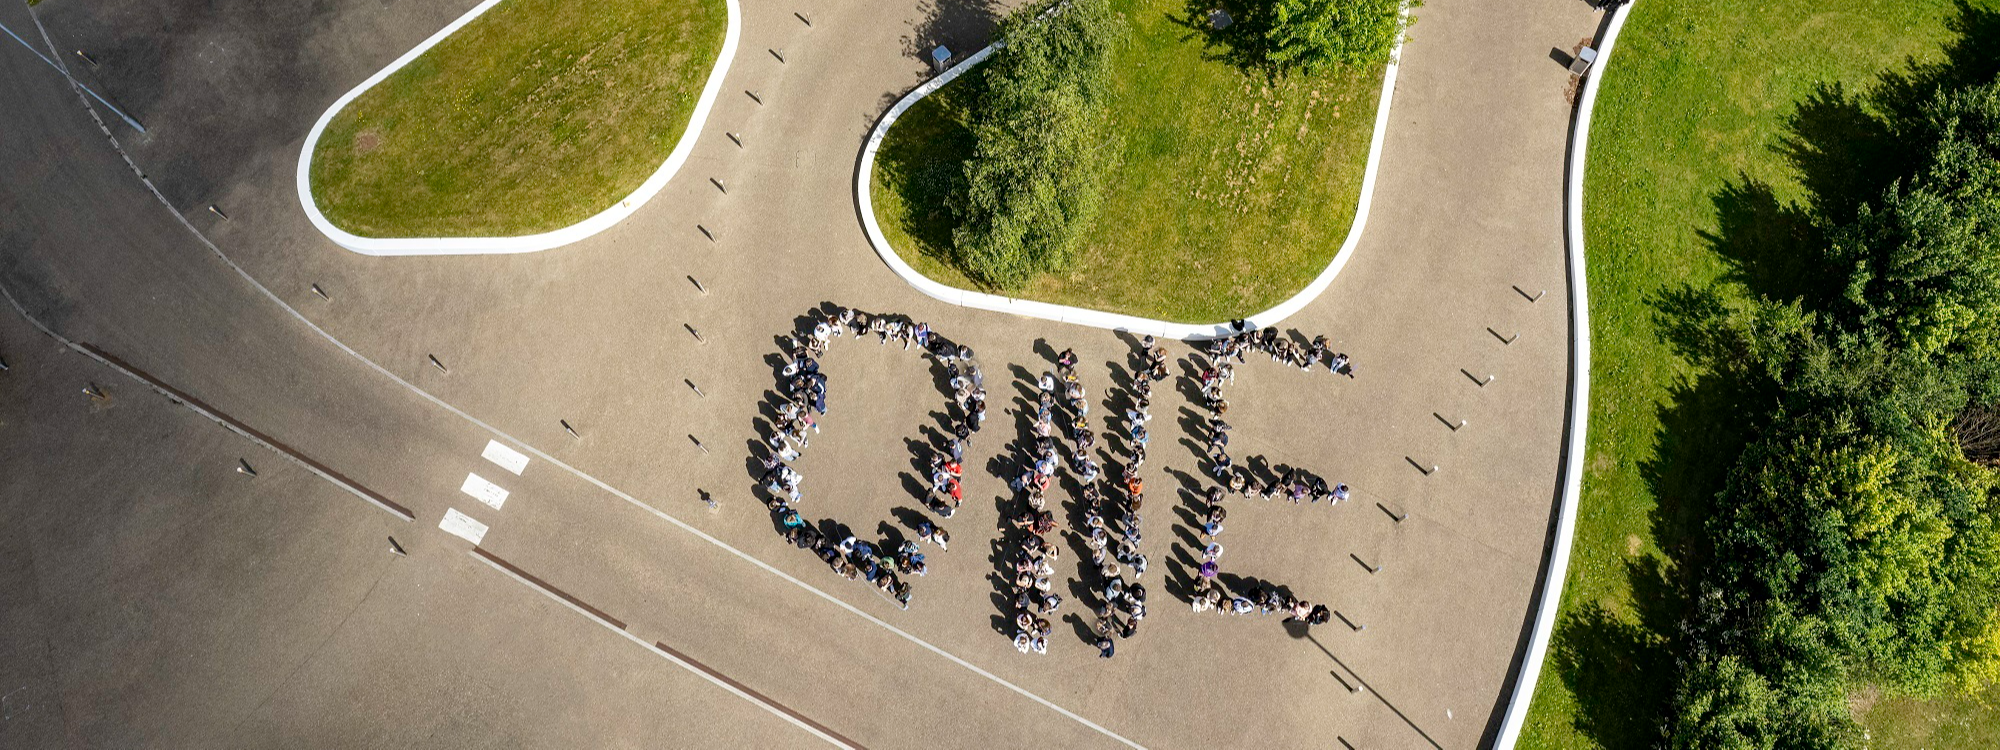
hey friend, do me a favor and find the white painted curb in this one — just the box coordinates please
[295,0,741,256]
[1492,3,1626,747]
[856,19,1404,340]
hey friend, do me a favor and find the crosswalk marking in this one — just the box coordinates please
[482,439,531,475]
[439,508,489,544]
[460,472,510,510]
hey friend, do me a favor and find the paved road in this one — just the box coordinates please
[0,0,1603,746]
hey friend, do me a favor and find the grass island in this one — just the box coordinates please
[870,0,1386,323]
[308,0,728,238]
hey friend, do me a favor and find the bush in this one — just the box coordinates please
[950,0,1123,289]
[1669,654,1782,750]
[1261,0,1409,74]
[1662,76,2000,746]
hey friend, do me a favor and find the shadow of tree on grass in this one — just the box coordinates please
[1551,2,2000,745]
[872,68,986,271]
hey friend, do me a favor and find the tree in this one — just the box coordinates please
[1701,410,2000,698]
[1262,0,1409,75]
[1669,610,1862,750]
[951,0,1122,289]
[1669,655,1780,750]
[1827,78,2000,365]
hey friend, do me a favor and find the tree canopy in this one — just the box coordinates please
[1261,0,1408,74]
[950,0,1122,289]
[1665,75,2000,747]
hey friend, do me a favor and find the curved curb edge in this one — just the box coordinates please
[855,20,1404,341]
[294,0,742,256]
[1492,3,1628,747]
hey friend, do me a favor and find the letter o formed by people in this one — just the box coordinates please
[755,306,981,611]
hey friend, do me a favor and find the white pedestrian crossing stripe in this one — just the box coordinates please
[439,508,489,544]
[481,439,531,475]
[460,472,510,510]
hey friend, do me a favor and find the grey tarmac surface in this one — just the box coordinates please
[0,307,820,749]
[0,0,1605,746]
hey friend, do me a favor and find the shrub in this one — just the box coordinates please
[951,0,1123,289]
[1262,0,1409,75]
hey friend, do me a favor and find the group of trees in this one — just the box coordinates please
[949,0,1409,289]
[1668,79,2000,748]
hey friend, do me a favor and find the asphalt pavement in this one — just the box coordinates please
[0,0,1605,746]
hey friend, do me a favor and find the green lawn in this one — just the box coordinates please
[870,0,1381,323]
[309,0,726,237]
[1519,1,2000,747]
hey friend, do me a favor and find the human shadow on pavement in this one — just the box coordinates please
[892,506,933,533]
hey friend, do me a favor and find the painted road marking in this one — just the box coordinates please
[439,508,489,544]
[37,23,1122,744]
[460,472,510,510]
[482,439,530,475]
[470,549,857,748]
[144,203,1139,745]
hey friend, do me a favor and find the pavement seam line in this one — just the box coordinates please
[469,548,859,749]
[294,0,742,255]
[222,556,399,743]
[0,283,414,523]
[1491,3,1625,747]
[27,13,1145,743]
[853,6,1408,340]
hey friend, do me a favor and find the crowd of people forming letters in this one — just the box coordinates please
[754,307,1353,647]
[759,307,979,610]
[1186,327,1348,623]
[1000,339,1167,657]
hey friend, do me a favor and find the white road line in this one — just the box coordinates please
[439,508,490,544]
[460,472,510,510]
[482,439,530,475]
[549,460,1148,749]
[34,10,1144,745]
[470,550,857,749]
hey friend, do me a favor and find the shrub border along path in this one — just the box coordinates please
[295,0,740,256]
[856,16,1402,339]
